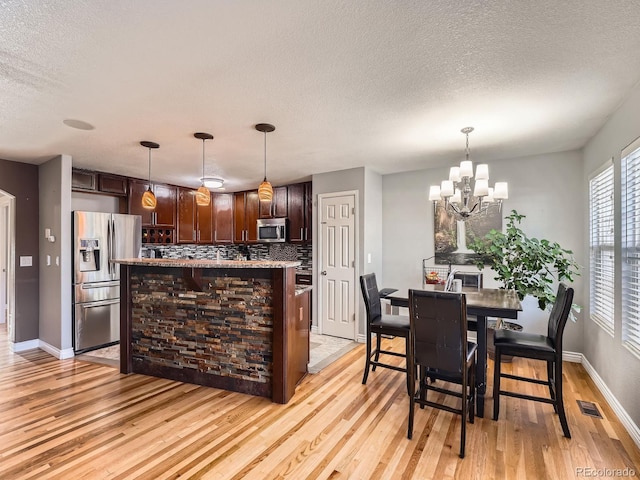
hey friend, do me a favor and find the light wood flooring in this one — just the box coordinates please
[1,326,639,479]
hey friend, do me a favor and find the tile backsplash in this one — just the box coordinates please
[143,243,312,272]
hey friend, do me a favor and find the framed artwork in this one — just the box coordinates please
[434,199,502,265]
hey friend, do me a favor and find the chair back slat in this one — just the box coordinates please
[360,273,382,322]
[409,290,468,374]
[547,283,574,350]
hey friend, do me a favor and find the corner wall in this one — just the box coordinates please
[0,158,39,342]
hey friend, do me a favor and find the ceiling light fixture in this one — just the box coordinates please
[140,141,159,210]
[255,123,275,202]
[428,127,508,220]
[194,132,214,207]
[201,177,225,188]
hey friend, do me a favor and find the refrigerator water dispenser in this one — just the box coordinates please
[79,239,100,271]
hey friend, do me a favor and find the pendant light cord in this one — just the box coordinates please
[202,139,206,184]
[263,131,267,181]
[148,148,152,185]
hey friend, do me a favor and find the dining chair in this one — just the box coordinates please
[407,289,477,458]
[492,283,574,438]
[360,273,411,393]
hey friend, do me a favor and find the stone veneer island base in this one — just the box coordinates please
[115,258,308,404]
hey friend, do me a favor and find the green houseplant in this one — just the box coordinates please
[469,210,580,319]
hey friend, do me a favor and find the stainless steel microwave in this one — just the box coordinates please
[257,218,288,243]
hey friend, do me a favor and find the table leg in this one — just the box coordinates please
[475,314,487,418]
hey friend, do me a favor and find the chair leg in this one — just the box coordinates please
[372,333,381,371]
[460,376,467,458]
[408,357,415,439]
[419,366,427,409]
[555,358,571,438]
[469,361,475,425]
[493,347,501,420]
[362,331,372,385]
[405,334,412,395]
[547,360,558,413]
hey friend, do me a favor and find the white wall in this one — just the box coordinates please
[583,81,640,424]
[382,150,585,352]
[364,168,383,278]
[38,155,73,357]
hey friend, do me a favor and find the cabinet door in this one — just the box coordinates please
[233,192,246,243]
[304,182,312,243]
[213,193,234,244]
[245,191,260,243]
[288,183,305,243]
[98,173,128,196]
[72,169,97,192]
[128,179,154,225]
[197,196,214,243]
[153,184,177,228]
[259,186,288,218]
[177,187,196,243]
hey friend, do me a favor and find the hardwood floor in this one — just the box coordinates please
[1,326,639,479]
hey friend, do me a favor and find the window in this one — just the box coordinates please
[589,162,615,335]
[622,138,640,357]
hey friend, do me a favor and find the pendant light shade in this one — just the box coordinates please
[255,123,275,202]
[140,141,159,210]
[194,132,213,207]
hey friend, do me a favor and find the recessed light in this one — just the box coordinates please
[63,119,95,130]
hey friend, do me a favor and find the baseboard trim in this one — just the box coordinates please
[562,350,582,363]
[581,355,640,449]
[38,341,75,360]
[356,334,366,344]
[311,325,319,334]
[11,339,39,352]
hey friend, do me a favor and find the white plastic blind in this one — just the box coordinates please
[590,164,615,335]
[622,141,640,357]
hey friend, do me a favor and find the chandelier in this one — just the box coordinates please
[428,127,508,220]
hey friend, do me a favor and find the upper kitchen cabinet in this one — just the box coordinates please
[259,186,288,219]
[212,193,234,244]
[72,168,128,196]
[234,191,260,243]
[288,182,312,243]
[128,179,177,244]
[176,187,213,244]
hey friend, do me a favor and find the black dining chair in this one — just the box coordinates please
[360,273,411,393]
[492,283,574,438]
[407,289,477,458]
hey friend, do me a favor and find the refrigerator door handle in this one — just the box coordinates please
[111,218,116,279]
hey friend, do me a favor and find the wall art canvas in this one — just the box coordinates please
[434,200,503,265]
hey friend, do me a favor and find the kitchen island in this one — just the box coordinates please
[114,258,310,404]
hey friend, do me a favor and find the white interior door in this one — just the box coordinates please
[319,193,356,339]
[0,203,6,324]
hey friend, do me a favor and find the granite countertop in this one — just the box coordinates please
[295,285,313,295]
[112,258,301,269]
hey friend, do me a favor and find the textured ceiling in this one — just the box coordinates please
[1,1,640,192]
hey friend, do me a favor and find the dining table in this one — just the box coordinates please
[386,285,522,418]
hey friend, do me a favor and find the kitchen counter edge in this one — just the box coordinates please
[112,258,301,269]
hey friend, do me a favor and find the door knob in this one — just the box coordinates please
[321,271,327,275]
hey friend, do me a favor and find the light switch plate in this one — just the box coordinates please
[19,256,32,267]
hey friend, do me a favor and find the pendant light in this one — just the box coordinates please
[194,132,213,207]
[140,141,159,210]
[255,123,275,202]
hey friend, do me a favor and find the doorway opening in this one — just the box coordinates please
[0,191,16,343]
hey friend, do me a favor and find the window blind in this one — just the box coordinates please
[622,142,640,357]
[590,163,615,335]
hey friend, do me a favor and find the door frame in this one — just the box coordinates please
[0,192,16,341]
[317,190,359,341]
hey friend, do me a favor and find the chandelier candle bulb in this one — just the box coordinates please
[428,185,441,201]
[485,187,495,203]
[449,166,461,182]
[451,188,462,203]
[473,179,489,197]
[459,160,474,178]
[440,180,454,197]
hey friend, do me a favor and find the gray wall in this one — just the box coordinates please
[382,150,585,352]
[38,155,73,353]
[583,81,640,424]
[0,158,39,342]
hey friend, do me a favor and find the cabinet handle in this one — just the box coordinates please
[214,231,217,242]
[305,227,308,241]
[300,228,304,240]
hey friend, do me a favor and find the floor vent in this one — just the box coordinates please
[577,400,603,419]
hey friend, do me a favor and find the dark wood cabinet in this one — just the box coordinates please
[72,168,128,196]
[212,193,234,244]
[259,186,288,219]
[128,179,177,244]
[176,187,214,244]
[293,289,311,379]
[98,173,128,196]
[234,191,260,243]
[288,182,312,243]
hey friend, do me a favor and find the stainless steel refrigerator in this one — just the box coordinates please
[73,211,142,353]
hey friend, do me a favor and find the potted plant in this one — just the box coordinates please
[468,210,581,358]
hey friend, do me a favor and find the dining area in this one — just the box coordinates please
[359,271,574,458]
